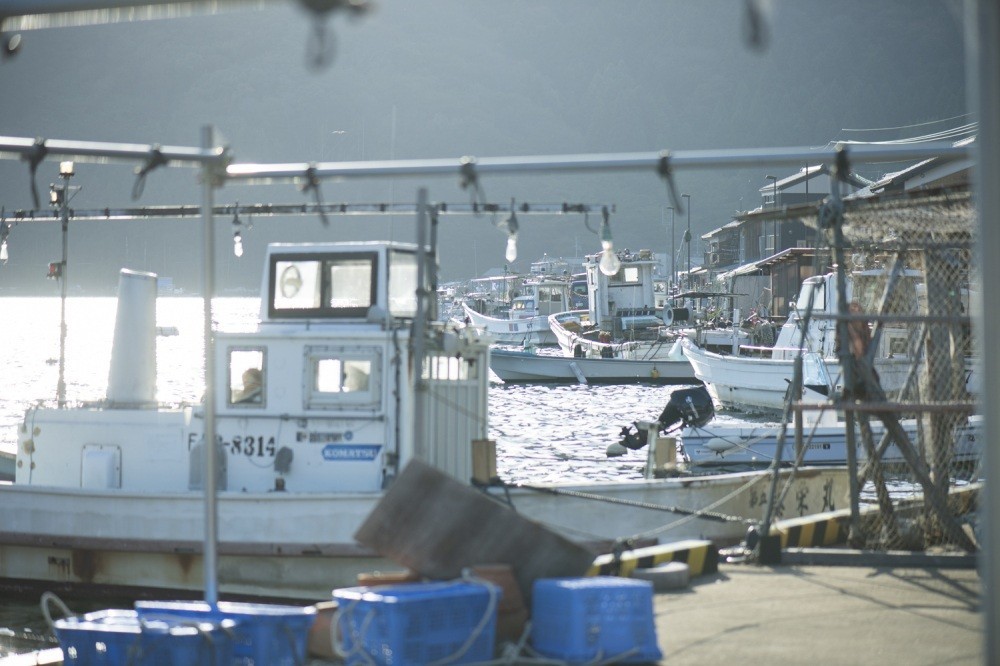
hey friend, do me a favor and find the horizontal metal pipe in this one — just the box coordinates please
[0,135,226,165]
[1,201,612,222]
[225,142,971,183]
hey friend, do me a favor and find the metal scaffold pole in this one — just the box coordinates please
[201,125,219,605]
[969,0,1000,655]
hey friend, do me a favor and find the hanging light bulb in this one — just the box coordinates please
[598,216,620,276]
[231,207,244,258]
[503,207,519,263]
[505,233,518,262]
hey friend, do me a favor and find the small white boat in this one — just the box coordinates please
[679,415,983,469]
[462,274,571,346]
[549,249,753,362]
[681,268,976,414]
[488,347,695,384]
[611,385,982,470]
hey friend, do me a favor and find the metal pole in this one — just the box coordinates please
[412,188,429,463]
[56,171,70,408]
[829,170,863,545]
[221,143,970,183]
[968,0,999,657]
[668,206,675,289]
[683,194,692,293]
[201,125,219,605]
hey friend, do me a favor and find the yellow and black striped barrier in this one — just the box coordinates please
[586,539,718,578]
[769,509,849,548]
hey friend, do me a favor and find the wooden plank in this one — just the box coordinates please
[354,460,596,601]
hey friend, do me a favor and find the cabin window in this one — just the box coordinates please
[388,250,419,318]
[315,359,372,393]
[609,267,640,284]
[422,354,477,381]
[305,346,382,411]
[228,348,266,407]
[539,287,563,302]
[274,260,322,310]
[269,252,378,319]
[328,259,374,309]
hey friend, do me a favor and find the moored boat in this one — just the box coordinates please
[461,274,571,346]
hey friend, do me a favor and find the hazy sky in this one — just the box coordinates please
[0,0,967,291]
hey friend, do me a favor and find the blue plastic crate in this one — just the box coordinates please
[134,600,315,666]
[54,608,235,666]
[530,576,662,664]
[333,580,501,665]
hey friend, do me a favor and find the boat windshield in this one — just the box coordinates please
[388,249,419,318]
[269,251,378,319]
[795,279,825,315]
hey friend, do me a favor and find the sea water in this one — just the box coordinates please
[2,296,746,657]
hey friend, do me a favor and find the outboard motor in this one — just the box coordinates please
[612,385,715,454]
[657,385,714,431]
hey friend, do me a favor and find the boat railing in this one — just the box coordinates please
[734,343,806,359]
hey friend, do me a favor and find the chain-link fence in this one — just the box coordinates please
[791,190,981,553]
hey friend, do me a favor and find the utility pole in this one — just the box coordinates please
[668,206,675,290]
[682,193,692,294]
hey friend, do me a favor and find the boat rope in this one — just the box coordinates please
[499,482,750,524]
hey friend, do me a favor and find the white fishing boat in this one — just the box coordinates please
[681,268,974,414]
[677,415,983,469]
[497,248,749,384]
[0,240,849,602]
[549,249,753,362]
[610,385,982,470]
[488,346,695,384]
[461,274,571,346]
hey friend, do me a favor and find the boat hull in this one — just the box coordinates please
[0,466,848,600]
[680,416,982,468]
[463,303,558,346]
[681,340,917,414]
[489,348,697,384]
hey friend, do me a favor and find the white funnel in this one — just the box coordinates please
[107,269,158,406]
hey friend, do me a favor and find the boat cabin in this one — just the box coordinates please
[509,277,571,321]
[584,249,663,336]
[770,268,920,361]
[17,242,490,496]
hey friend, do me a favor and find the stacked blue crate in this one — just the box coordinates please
[134,600,315,665]
[530,576,662,664]
[54,608,235,665]
[333,580,501,665]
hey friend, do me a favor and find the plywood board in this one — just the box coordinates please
[354,460,596,600]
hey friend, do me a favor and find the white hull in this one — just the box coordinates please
[0,466,849,600]
[679,416,983,469]
[489,348,696,384]
[463,303,558,346]
[681,340,916,414]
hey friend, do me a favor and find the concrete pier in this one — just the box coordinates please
[655,562,982,665]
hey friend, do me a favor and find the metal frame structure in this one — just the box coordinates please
[1,0,995,656]
[0,132,992,643]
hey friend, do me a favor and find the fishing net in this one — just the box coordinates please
[790,189,981,553]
